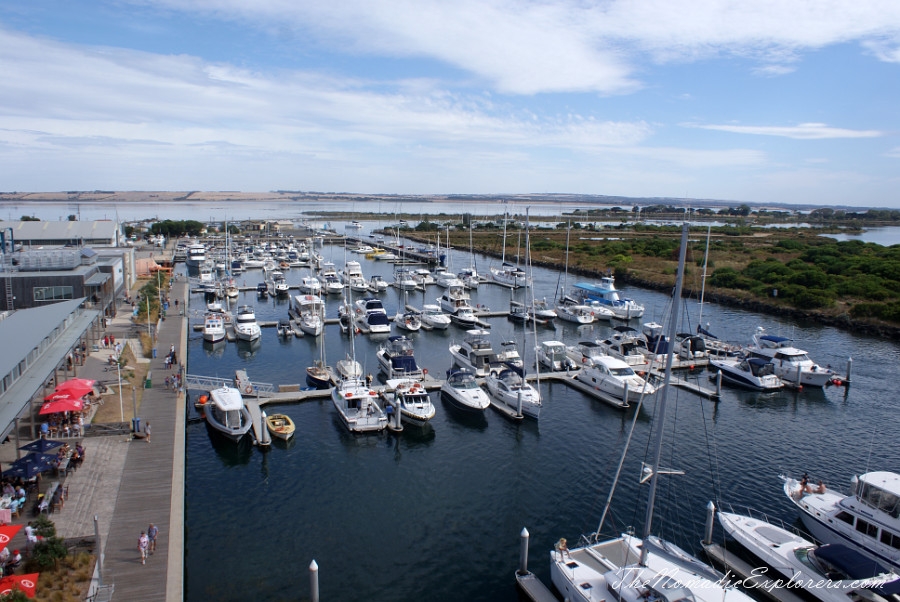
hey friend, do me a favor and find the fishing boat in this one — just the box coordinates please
[708,356,783,390]
[381,379,436,425]
[202,313,226,343]
[376,335,425,380]
[783,471,900,572]
[201,386,252,442]
[440,369,490,412]
[233,305,261,342]
[265,413,296,441]
[549,224,752,602]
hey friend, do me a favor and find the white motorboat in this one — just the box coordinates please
[440,369,490,412]
[376,335,425,380]
[419,304,451,330]
[784,471,900,572]
[186,243,207,268]
[233,305,261,342]
[574,355,656,404]
[411,268,435,287]
[435,270,464,289]
[321,273,344,295]
[484,366,541,419]
[746,327,836,387]
[493,340,523,371]
[489,262,530,288]
[573,274,645,319]
[709,356,783,390]
[438,284,472,315]
[714,505,899,602]
[537,341,578,372]
[448,305,479,329]
[273,271,290,296]
[202,313,226,343]
[596,326,651,369]
[299,273,322,295]
[382,379,435,425]
[368,275,389,292]
[201,386,252,441]
[335,354,363,380]
[457,267,480,289]
[339,261,368,293]
[331,376,387,433]
[449,329,497,377]
[351,244,374,254]
[550,225,752,602]
[394,310,421,332]
[566,340,607,367]
[354,297,392,334]
[528,298,557,324]
[291,294,325,337]
[393,268,419,291]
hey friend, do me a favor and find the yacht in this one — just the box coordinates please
[376,335,425,380]
[368,275,389,293]
[273,271,290,296]
[784,471,900,572]
[322,273,344,295]
[393,268,419,291]
[299,273,322,295]
[709,357,783,390]
[489,262,530,289]
[713,504,899,602]
[573,274,645,319]
[331,375,387,433]
[335,353,363,381]
[449,329,497,377]
[440,369,490,413]
[233,305,261,342]
[566,340,608,367]
[537,341,578,372]
[381,379,436,425]
[186,243,207,268]
[573,355,657,405]
[746,327,836,387]
[291,294,325,337]
[438,284,472,315]
[202,313,226,343]
[435,270,464,289]
[393,310,422,332]
[484,366,541,419]
[418,304,451,330]
[354,297,392,334]
[596,326,651,370]
[339,261,368,293]
[202,385,252,441]
[449,305,479,329]
[457,267,480,289]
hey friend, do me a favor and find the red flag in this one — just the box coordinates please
[0,525,22,548]
[0,573,39,598]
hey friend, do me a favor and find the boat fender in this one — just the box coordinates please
[345,392,353,398]
[245,385,253,394]
[423,368,428,375]
[199,395,208,405]
[368,391,377,396]
[582,357,587,363]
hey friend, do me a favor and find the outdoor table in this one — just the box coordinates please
[0,509,10,523]
[55,457,69,477]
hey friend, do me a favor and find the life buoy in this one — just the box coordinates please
[345,392,353,398]
[244,385,252,394]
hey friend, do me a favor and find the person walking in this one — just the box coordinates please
[138,531,149,565]
[145,422,151,443]
[147,523,159,554]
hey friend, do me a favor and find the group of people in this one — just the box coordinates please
[0,546,22,577]
[1,482,27,516]
[137,523,159,565]
[41,411,86,437]
[798,473,827,496]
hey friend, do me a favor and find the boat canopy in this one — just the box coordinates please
[809,544,892,580]
[389,356,419,374]
[857,472,900,516]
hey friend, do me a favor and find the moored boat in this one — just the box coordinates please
[265,413,296,441]
[202,386,252,442]
[382,378,435,425]
[440,369,490,412]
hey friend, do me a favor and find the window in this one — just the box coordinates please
[33,286,74,302]
[856,518,878,538]
[835,511,854,525]
[880,531,900,550]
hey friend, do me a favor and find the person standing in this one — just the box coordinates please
[138,531,149,565]
[145,422,151,443]
[147,523,158,554]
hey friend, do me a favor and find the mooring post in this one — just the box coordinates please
[702,501,716,545]
[845,357,852,384]
[716,371,722,396]
[310,559,319,602]
[518,527,530,575]
[796,365,802,388]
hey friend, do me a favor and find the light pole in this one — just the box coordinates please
[116,358,124,422]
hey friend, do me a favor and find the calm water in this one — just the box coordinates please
[182,237,900,602]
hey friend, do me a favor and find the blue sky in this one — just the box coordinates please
[1,1,899,208]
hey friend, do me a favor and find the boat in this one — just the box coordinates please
[201,386,252,441]
[256,282,268,298]
[448,305,479,329]
[233,305,261,342]
[745,327,836,387]
[493,340,523,371]
[330,315,387,432]
[335,354,363,381]
[299,273,322,295]
[448,329,497,377]
[306,360,334,389]
[202,313,226,343]
[346,220,363,229]
[537,341,578,372]
[708,356,783,390]
[393,268,419,291]
[784,471,900,573]
[596,326,651,369]
[573,355,657,404]
[440,369,490,412]
[435,270,464,289]
[550,223,751,602]
[566,340,608,367]
[527,298,557,324]
[484,365,541,419]
[368,275,389,292]
[394,310,422,332]
[353,297,392,334]
[418,304,451,330]
[556,296,598,324]
[224,279,239,299]
[339,261,368,293]
[438,284,473,315]
[186,243,207,268]
[381,379,435,425]
[508,300,529,324]
[265,413,296,441]
[275,319,293,339]
[713,504,900,602]
[272,271,289,296]
[489,262,530,289]
[457,267,480,289]
[321,273,344,295]
[573,274,645,319]
[376,335,425,380]
[291,294,325,337]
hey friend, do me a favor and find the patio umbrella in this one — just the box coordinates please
[0,573,38,598]
[12,452,56,468]
[0,525,23,547]
[54,378,95,397]
[2,460,51,480]
[39,394,84,415]
[18,438,64,454]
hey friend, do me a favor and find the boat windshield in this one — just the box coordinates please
[610,366,636,377]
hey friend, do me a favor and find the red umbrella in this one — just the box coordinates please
[54,378,95,397]
[39,395,84,415]
[0,573,38,598]
[0,525,22,548]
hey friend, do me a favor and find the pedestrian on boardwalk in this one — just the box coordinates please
[138,531,149,565]
[147,524,158,554]
[165,376,170,390]
[145,422,151,443]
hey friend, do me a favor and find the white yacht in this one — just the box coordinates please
[376,335,424,380]
[596,327,651,370]
[273,271,290,296]
[440,369,490,413]
[573,274,645,319]
[393,268,419,291]
[335,353,363,381]
[202,313,226,343]
[419,304,451,330]
[537,341,578,372]
[382,379,435,425]
[709,357,783,390]
[566,340,608,367]
[291,294,325,337]
[393,310,421,332]
[368,275,389,292]
[484,367,541,419]
[784,471,900,572]
[339,261,369,293]
[202,386,252,441]
[573,355,656,405]
[354,297,392,334]
[746,327,836,387]
[299,273,322,295]
[489,262,530,289]
[233,305,261,342]
[435,270,464,289]
[449,329,497,377]
[331,376,387,433]
[555,298,599,324]
[186,243,207,268]
[714,504,899,602]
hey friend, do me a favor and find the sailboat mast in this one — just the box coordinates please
[640,222,689,565]
[698,224,711,327]
[525,208,541,392]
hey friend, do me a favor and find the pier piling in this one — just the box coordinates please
[310,560,319,602]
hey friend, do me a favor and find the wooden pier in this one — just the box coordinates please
[702,542,805,602]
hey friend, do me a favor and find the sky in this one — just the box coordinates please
[1,1,899,208]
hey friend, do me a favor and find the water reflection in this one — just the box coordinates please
[205,427,254,466]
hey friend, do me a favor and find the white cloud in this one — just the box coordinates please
[687,122,883,140]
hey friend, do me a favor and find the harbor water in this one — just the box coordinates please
[183,229,900,601]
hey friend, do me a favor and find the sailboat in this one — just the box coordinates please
[489,212,530,288]
[549,223,755,602]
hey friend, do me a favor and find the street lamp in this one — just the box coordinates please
[116,356,124,422]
